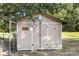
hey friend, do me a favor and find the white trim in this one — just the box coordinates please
[31,23,34,51]
[61,24,62,49]
[17,47,62,51]
[16,22,18,50]
[17,48,32,51]
[46,23,49,49]
[40,22,42,49]
[37,47,62,50]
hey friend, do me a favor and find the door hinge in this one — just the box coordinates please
[46,44,48,46]
[32,44,34,46]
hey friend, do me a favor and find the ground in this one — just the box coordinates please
[0,32,79,56]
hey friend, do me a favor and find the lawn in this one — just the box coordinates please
[62,32,79,39]
[0,32,13,39]
[0,33,9,38]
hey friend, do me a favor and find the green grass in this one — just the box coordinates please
[62,32,79,39]
[0,32,9,38]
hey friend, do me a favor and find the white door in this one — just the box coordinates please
[17,22,40,50]
[41,22,62,50]
[48,23,62,49]
[17,22,32,50]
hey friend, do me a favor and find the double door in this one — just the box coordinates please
[17,22,62,50]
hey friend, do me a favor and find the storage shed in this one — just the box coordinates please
[16,12,63,51]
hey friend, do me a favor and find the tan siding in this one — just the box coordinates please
[17,14,62,50]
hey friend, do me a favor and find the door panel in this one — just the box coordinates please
[48,23,62,49]
[41,22,48,49]
[33,22,40,50]
[41,22,62,50]
[17,22,32,50]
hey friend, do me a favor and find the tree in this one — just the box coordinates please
[0,3,79,32]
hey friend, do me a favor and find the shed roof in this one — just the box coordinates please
[18,12,66,24]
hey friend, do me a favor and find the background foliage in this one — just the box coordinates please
[0,3,79,32]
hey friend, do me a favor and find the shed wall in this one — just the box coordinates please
[17,14,62,50]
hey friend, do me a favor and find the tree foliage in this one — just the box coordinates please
[0,3,79,32]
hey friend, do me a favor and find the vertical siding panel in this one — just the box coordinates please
[41,22,48,49]
[33,22,40,50]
